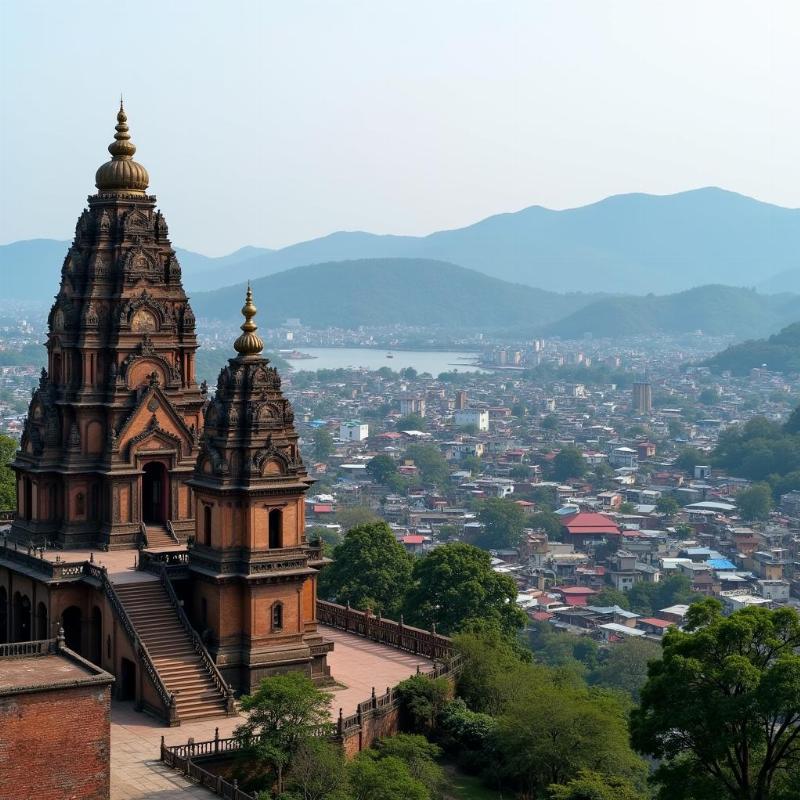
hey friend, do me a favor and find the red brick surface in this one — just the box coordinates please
[0,684,111,800]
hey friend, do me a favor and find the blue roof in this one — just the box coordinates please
[708,558,736,570]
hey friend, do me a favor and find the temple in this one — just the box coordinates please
[0,105,331,721]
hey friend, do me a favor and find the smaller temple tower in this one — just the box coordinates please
[187,288,332,692]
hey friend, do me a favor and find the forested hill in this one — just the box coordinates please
[705,322,800,375]
[543,285,800,340]
[189,258,600,329]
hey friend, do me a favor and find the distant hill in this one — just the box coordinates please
[0,239,69,302]
[190,258,601,329]
[544,285,800,339]
[705,322,800,375]
[182,188,800,294]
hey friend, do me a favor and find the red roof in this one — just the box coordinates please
[559,586,597,595]
[402,535,425,545]
[529,611,554,622]
[312,504,334,513]
[563,512,621,536]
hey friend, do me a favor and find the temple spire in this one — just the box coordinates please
[233,283,264,356]
[95,100,149,193]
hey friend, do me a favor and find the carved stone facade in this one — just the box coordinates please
[187,292,332,691]
[11,105,205,549]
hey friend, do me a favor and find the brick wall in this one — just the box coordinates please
[0,683,111,800]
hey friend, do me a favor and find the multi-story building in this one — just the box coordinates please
[455,408,489,431]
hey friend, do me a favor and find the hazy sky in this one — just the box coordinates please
[1,1,798,255]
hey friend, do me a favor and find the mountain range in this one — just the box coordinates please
[5,187,800,338]
[705,323,800,375]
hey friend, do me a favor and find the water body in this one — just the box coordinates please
[287,347,488,375]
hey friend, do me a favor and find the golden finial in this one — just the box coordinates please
[95,100,149,193]
[233,283,264,356]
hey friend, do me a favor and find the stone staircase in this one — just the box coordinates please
[143,523,177,549]
[114,581,230,722]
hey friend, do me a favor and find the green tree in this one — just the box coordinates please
[347,754,429,800]
[552,447,586,482]
[403,543,526,636]
[618,501,636,514]
[373,735,446,800]
[699,387,720,405]
[318,522,413,617]
[675,447,704,474]
[549,770,645,800]
[461,454,482,476]
[475,497,526,549]
[541,414,559,431]
[529,510,563,541]
[286,738,349,800]
[395,675,451,734]
[509,463,532,480]
[655,495,680,518]
[631,599,800,800]
[494,683,646,796]
[235,673,333,795]
[736,482,773,521]
[396,414,427,431]
[590,636,659,703]
[592,587,630,609]
[366,454,397,484]
[405,443,449,487]
[0,434,16,510]
[335,505,380,531]
[312,428,334,461]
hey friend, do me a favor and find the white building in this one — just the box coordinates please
[339,421,369,442]
[609,446,638,469]
[455,408,489,432]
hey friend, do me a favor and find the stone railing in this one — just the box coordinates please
[157,565,236,715]
[0,538,91,582]
[0,638,55,658]
[0,510,15,523]
[97,564,178,724]
[316,600,455,661]
[139,548,190,578]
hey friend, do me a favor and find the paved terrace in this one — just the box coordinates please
[111,626,432,799]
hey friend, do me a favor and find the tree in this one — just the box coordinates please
[405,443,449,487]
[529,511,563,541]
[461,454,482,476]
[618,501,636,514]
[0,434,15,510]
[318,522,413,617]
[347,754,429,800]
[403,543,526,636]
[286,738,349,800]
[592,587,630,610]
[235,673,333,795]
[699,387,720,405]
[541,414,559,431]
[475,497,526,549]
[675,447,704,474]
[396,414,427,432]
[312,428,334,461]
[373,735,446,800]
[736,482,773,521]
[590,636,659,703]
[335,505,379,531]
[395,675,451,734]
[549,770,645,800]
[494,683,647,796]
[631,599,800,800]
[552,447,586,482]
[655,495,680,518]
[366,454,397,484]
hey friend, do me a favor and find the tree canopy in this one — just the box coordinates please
[318,522,413,617]
[0,434,15,511]
[474,497,527,550]
[552,446,586,482]
[403,542,526,636]
[631,599,800,800]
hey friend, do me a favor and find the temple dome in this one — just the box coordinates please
[233,285,265,356]
[95,102,149,193]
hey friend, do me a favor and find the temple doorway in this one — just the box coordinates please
[62,605,82,654]
[13,593,31,642]
[142,462,169,524]
[119,658,136,701]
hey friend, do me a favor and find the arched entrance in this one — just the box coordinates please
[142,461,169,524]
[0,587,7,643]
[62,605,82,654]
[36,602,48,639]
[13,593,31,642]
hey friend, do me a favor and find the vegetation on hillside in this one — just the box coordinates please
[706,321,800,375]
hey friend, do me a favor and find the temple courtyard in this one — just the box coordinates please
[110,625,432,799]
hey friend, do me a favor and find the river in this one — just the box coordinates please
[284,347,488,374]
